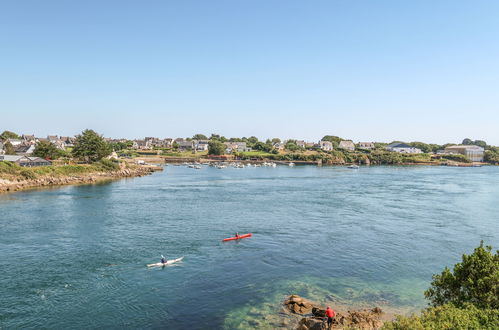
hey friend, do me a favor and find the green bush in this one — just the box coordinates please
[383,303,499,330]
[19,168,37,180]
[425,241,498,309]
[97,159,119,171]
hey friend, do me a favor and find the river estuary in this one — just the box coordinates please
[1,165,498,329]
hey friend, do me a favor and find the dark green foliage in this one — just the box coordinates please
[72,129,112,162]
[440,154,471,163]
[369,150,403,164]
[97,159,119,171]
[33,141,62,160]
[208,140,225,155]
[192,134,208,140]
[484,150,499,164]
[109,141,132,151]
[3,141,16,155]
[462,138,488,149]
[253,141,274,152]
[0,130,20,141]
[285,140,301,151]
[409,142,442,153]
[383,303,499,330]
[209,134,227,142]
[424,242,498,309]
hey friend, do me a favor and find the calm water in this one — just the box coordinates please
[1,165,498,329]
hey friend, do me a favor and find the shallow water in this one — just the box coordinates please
[1,165,498,329]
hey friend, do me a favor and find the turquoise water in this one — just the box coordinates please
[1,165,498,329]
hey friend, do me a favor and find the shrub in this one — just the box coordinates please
[97,159,119,171]
[383,303,499,330]
[425,241,498,309]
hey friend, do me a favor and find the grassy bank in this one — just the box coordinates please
[0,159,121,181]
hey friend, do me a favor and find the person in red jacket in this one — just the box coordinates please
[326,306,335,329]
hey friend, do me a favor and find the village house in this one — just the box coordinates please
[357,142,375,150]
[195,140,209,151]
[444,145,484,162]
[162,138,174,148]
[5,138,23,147]
[273,142,285,151]
[177,140,194,151]
[14,144,36,155]
[132,139,152,150]
[224,142,250,153]
[296,140,306,148]
[0,142,4,155]
[338,140,355,151]
[22,134,37,145]
[47,135,65,149]
[0,155,52,167]
[60,136,75,148]
[386,143,422,154]
[319,140,333,151]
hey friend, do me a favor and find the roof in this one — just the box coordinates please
[0,155,26,162]
[387,143,412,148]
[445,145,484,151]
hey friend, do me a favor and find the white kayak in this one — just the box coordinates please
[147,256,184,267]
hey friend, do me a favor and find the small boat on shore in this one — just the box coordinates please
[289,162,295,167]
[347,165,360,169]
[147,256,184,267]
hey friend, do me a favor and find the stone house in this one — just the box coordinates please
[338,140,355,151]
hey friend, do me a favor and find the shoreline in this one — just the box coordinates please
[0,164,162,193]
[136,155,488,167]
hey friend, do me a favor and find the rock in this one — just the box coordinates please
[312,307,326,317]
[284,295,316,314]
[297,317,324,330]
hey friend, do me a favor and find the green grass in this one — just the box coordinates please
[0,160,120,180]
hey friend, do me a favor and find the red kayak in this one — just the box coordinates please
[223,233,252,242]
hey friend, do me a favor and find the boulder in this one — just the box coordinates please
[284,295,316,314]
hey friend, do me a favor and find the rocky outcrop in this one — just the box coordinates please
[284,295,385,330]
[0,166,161,193]
[284,295,316,314]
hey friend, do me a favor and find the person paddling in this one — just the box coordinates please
[235,232,240,239]
[326,306,335,329]
[161,255,167,265]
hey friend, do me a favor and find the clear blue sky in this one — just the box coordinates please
[1,1,498,144]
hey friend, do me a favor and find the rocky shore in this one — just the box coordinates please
[283,295,389,330]
[0,165,161,193]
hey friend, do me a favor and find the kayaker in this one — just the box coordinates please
[161,255,167,264]
[235,232,240,238]
[326,306,335,329]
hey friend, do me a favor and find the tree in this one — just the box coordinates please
[72,129,111,162]
[3,141,16,155]
[192,134,208,140]
[271,138,281,144]
[484,150,499,164]
[33,141,61,159]
[462,138,473,145]
[0,130,20,141]
[208,140,225,155]
[424,241,498,309]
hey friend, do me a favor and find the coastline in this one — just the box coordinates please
[0,164,162,193]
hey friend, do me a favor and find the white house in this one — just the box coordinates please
[444,145,484,162]
[319,140,333,151]
[386,143,422,154]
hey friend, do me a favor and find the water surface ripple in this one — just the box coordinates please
[1,165,498,329]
